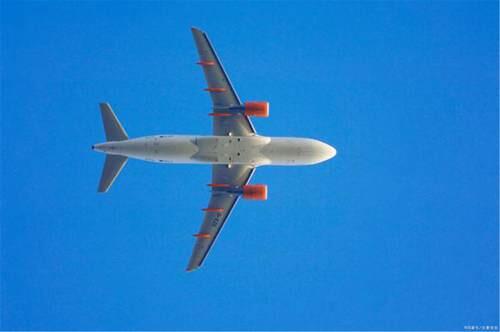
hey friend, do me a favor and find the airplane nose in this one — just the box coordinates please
[325,144,336,159]
[314,141,337,162]
[318,142,336,161]
[302,140,336,164]
[91,145,95,150]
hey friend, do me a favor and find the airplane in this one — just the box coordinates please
[92,27,337,272]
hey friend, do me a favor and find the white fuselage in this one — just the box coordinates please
[93,135,336,166]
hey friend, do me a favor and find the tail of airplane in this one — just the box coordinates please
[100,103,128,142]
[97,103,128,193]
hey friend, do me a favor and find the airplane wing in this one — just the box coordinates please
[191,27,256,136]
[186,165,255,271]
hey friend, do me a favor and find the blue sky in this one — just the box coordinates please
[1,1,498,330]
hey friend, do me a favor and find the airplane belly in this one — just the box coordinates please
[110,136,200,163]
[153,136,199,163]
[192,136,271,166]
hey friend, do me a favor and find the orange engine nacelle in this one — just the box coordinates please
[244,102,269,118]
[242,184,268,200]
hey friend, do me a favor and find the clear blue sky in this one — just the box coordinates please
[2,1,498,330]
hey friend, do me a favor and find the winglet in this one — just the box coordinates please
[191,26,205,34]
[185,266,199,273]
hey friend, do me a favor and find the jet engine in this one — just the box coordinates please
[242,184,268,200]
[243,102,269,118]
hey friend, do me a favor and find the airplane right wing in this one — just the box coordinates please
[186,165,255,272]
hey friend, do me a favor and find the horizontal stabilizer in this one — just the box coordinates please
[100,103,128,141]
[98,155,128,193]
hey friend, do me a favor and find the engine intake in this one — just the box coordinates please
[242,184,268,200]
[244,102,269,118]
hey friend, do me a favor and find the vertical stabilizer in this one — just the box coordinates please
[98,155,128,192]
[100,103,128,141]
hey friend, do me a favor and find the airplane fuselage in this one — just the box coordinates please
[93,135,336,166]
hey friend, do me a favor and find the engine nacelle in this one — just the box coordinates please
[244,101,269,118]
[242,184,268,200]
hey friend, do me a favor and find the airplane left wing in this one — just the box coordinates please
[191,27,256,136]
[186,165,255,272]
